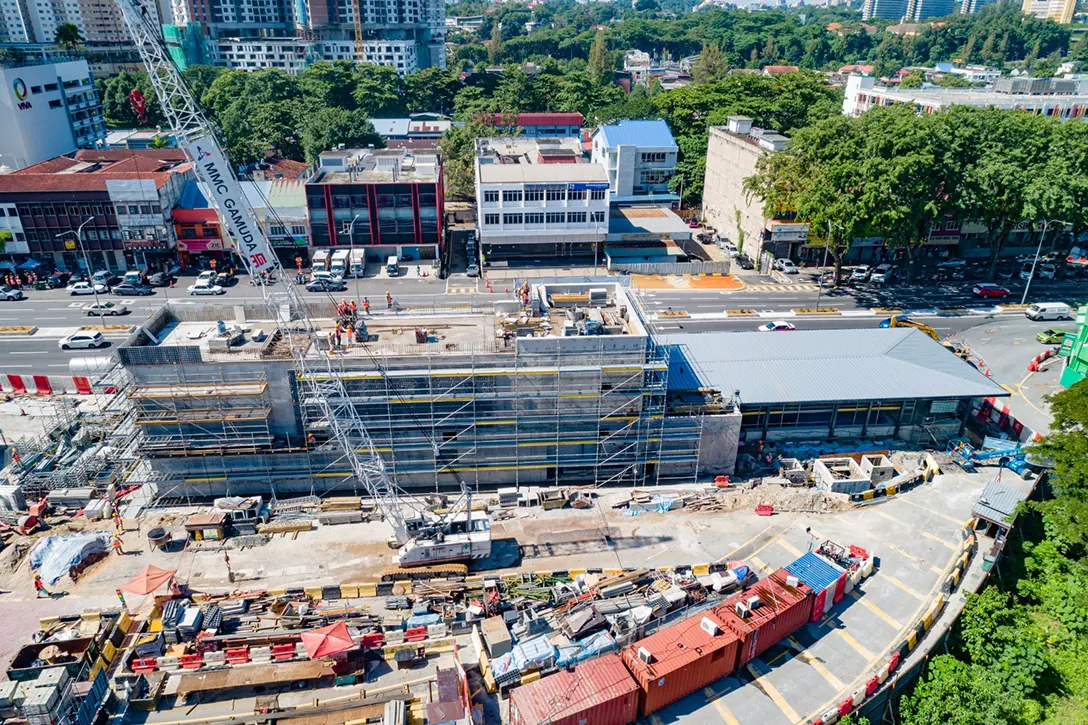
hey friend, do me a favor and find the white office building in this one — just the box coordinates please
[590,119,679,207]
[0,60,106,171]
[475,137,610,263]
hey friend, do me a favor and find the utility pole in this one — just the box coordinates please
[815,220,839,312]
[1021,218,1066,305]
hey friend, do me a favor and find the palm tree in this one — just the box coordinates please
[54,23,83,51]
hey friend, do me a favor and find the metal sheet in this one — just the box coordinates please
[509,653,638,725]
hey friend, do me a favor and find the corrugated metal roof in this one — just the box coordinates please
[596,120,678,150]
[785,552,845,593]
[509,653,636,725]
[658,328,1008,405]
[623,609,735,677]
[972,481,1029,526]
[370,118,410,137]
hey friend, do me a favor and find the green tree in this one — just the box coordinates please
[404,66,462,114]
[587,28,609,85]
[299,60,358,109]
[54,23,83,51]
[899,71,924,88]
[299,107,383,162]
[692,43,728,86]
[901,656,1021,725]
[0,229,11,255]
[352,64,406,117]
[99,71,165,127]
[181,65,224,104]
[0,46,27,68]
[440,120,498,199]
[489,21,503,65]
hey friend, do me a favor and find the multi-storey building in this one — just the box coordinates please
[861,0,907,20]
[843,73,1088,118]
[0,60,106,170]
[701,117,808,268]
[1022,0,1075,23]
[903,0,956,20]
[475,137,609,263]
[0,148,193,271]
[590,119,679,207]
[304,146,444,263]
[480,112,584,138]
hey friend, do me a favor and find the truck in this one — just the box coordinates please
[348,249,366,278]
[311,249,330,274]
[330,249,350,278]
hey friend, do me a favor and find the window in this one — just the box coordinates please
[30,85,41,94]
[503,213,523,225]
[483,190,498,203]
[139,204,151,215]
[639,170,668,185]
[14,233,24,242]
[546,212,565,224]
[568,189,586,201]
[591,211,605,223]
[567,212,587,224]
[641,152,667,163]
[43,82,57,91]
[181,228,197,239]
[525,189,544,202]
[525,212,544,224]
[590,189,606,201]
[203,227,218,237]
[0,209,5,217]
[85,230,98,240]
[128,205,138,215]
[48,99,62,109]
[502,190,522,203]
[484,213,499,226]
[151,203,161,214]
[546,188,565,202]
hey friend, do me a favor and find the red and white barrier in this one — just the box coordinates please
[0,374,98,395]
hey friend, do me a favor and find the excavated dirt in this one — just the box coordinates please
[692,484,854,514]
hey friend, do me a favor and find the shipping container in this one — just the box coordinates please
[715,569,814,667]
[621,609,739,718]
[785,552,845,623]
[508,653,638,725]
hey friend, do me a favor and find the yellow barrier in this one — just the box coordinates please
[568,569,587,578]
[340,585,359,598]
[267,588,287,597]
[304,586,323,600]
[884,483,898,496]
[905,629,918,650]
[101,640,117,664]
[359,582,378,598]
[520,670,542,685]
[692,563,710,576]
[117,610,134,635]
[861,490,875,501]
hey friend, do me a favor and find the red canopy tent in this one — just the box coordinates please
[301,621,356,659]
[119,565,177,595]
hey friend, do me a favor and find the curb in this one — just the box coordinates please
[0,326,37,335]
[793,308,840,315]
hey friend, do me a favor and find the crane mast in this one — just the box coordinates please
[114,0,414,545]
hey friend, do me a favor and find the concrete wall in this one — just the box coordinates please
[701,127,770,262]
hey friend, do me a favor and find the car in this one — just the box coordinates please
[110,282,154,296]
[147,271,172,287]
[466,263,480,278]
[995,263,1016,280]
[721,241,738,256]
[973,283,1011,299]
[84,302,129,316]
[936,258,966,268]
[757,320,796,332]
[92,270,119,287]
[196,270,217,282]
[66,281,106,295]
[306,278,348,292]
[851,265,872,282]
[870,264,895,284]
[188,282,225,296]
[215,271,234,286]
[697,233,714,244]
[0,285,23,301]
[774,258,799,274]
[1019,263,1036,281]
[687,219,700,229]
[59,331,106,350]
[310,270,344,284]
[1036,328,1073,344]
[735,255,755,270]
[46,271,72,288]
[1039,263,1057,280]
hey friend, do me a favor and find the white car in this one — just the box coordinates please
[721,241,738,256]
[775,259,799,274]
[757,320,796,332]
[0,285,23,301]
[310,270,344,285]
[196,270,217,283]
[66,281,106,296]
[59,331,106,350]
[851,265,872,282]
[1039,263,1057,280]
[870,264,894,284]
[83,301,128,316]
[188,282,225,296]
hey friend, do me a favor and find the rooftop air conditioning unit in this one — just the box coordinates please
[786,575,800,588]
[700,617,720,636]
[734,602,751,619]
[637,647,654,664]
[745,595,762,611]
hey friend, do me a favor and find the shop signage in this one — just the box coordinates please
[567,182,609,191]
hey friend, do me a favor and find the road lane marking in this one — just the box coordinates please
[776,538,803,557]
[750,556,773,575]
[882,574,927,601]
[920,531,959,551]
[787,637,846,690]
[847,589,903,630]
[898,498,963,525]
[715,523,779,562]
[746,661,801,723]
[834,629,875,660]
[703,688,742,725]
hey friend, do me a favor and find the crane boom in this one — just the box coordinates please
[115,0,411,546]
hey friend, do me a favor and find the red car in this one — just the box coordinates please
[687,219,700,229]
[973,283,1011,299]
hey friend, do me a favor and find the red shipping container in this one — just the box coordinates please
[621,609,739,718]
[509,653,638,725]
[715,569,814,667]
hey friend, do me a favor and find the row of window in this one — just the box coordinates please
[483,189,606,203]
[483,211,605,226]
[14,201,160,218]
[640,152,669,164]
[16,227,162,242]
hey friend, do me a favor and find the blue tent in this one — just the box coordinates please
[17,258,46,271]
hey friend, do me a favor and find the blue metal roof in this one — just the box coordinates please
[785,551,844,593]
[597,120,677,150]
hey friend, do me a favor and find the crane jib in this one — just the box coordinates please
[182,134,275,275]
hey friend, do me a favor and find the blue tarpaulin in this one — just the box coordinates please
[512,634,556,671]
[30,533,111,585]
[406,613,443,629]
[555,631,616,667]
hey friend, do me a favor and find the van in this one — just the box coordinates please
[1026,302,1072,321]
[386,256,399,277]
[311,249,330,274]
[348,250,366,278]
[330,249,350,277]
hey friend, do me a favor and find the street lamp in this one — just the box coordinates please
[341,213,361,304]
[1020,218,1068,305]
[56,216,103,324]
[815,220,842,312]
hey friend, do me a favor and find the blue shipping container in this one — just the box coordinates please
[785,551,845,594]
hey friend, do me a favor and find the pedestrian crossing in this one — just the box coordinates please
[447,286,478,295]
[744,283,820,292]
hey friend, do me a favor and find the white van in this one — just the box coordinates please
[348,250,366,278]
[330,249,350,278]
[1026,302,1072,321]
[386,256,399,277]
[311,249,330,274]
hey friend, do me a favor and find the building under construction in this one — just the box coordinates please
[112,282,736,502]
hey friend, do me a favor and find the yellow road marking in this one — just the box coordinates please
[848,590,904,630]
[882,574,927,601]
[716,523,777,562]
[703,687,741,725]
[891,547,945,575]
[871,509,904,526]
[898,498,963,526]
[750,556,773,575]
[776,538,804,557]
[835,629,875,660]
[788,637,846,691]
[746,661,801,723]
[920,531,959,551]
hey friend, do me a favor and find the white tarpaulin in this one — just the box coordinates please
[30,533,110,585]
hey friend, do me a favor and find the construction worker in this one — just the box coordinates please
[349,299,357,316]
[307,432,315,446]
[363,298,370,315]
[339,298,348,316]
[345,325,353,348]
[112,533,124,556]
[386,291,392,310]
[34,574,48,599]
